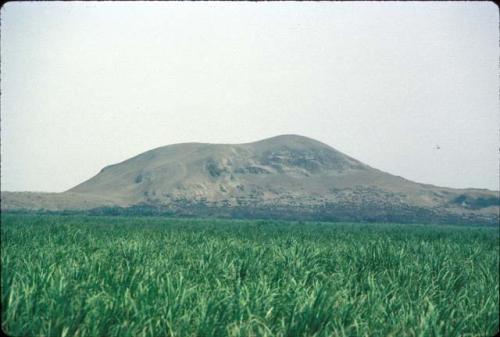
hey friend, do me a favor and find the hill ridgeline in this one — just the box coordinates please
[2,135,498,225]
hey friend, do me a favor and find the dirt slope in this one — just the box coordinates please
[2,135,498,224]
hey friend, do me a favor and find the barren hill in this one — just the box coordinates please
[2,135,498,225]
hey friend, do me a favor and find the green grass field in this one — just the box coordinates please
[1,214,498,337]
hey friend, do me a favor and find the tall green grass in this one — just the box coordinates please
[1,214,498,337]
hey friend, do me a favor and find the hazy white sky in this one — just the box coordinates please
[1,1,498,192]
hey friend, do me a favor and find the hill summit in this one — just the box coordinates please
[2,135,498,225]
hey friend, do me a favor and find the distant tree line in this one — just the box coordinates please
[2,201,498,226]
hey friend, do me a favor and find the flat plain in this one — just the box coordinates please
[1,214,498,337]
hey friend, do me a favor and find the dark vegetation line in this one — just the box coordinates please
[3,202,499,227]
